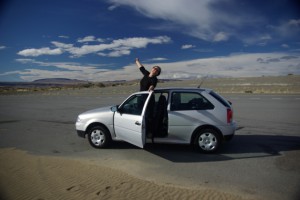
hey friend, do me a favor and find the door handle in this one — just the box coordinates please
[135,121,141,125]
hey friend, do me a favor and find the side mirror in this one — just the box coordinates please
[110,105,119,112]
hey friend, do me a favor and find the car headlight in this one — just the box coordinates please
[76,116,82,123]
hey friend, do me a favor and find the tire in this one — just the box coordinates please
[87,125,111,148]
[194,128,221,153]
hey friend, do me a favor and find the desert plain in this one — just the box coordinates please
[0,75,300,200]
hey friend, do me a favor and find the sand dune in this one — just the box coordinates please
[0,148,250,200]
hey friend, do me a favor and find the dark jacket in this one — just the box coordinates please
[139,66,157,91]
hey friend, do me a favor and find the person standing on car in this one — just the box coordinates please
[135,58,161,91]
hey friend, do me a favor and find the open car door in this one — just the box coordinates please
[114,91,153,148]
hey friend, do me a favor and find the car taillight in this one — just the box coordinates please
[227,108,233,123]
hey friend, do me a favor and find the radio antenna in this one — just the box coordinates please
[197,75,208,88]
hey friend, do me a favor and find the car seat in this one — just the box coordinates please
[171,93,181,110]
[153,94,168,138]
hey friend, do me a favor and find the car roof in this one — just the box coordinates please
[131,87,213,96]
[154,87,212,92]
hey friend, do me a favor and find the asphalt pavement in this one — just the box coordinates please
[0,93,299,200]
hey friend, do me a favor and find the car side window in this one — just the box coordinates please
[171,92,214,111]
[120,94,148,115]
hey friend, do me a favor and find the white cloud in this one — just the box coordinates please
[18,36,171,58]
[98,49,131,57]
[15,59,108,72]
[272,19,300,38]
[107,1,299,45]
[78,36,95,43]
[52,41,74,49]
[213,32,229,42]
[107,0,268,43]
[4,52,300,81]
[17,47,63,57]
[59,35,69,39]
[0,46,6,50]
[288,19,300,26]
[16,69,91,81]
[181,44,195,49]
[77,36,104,43]
[149,57,168,61]
[158,53,300,78]
[6,59,110,81]
[108,0,213,41]
[108,4,120,11]
[15,58,35,64]
[260,35,272,41]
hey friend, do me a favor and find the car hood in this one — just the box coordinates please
[79,106,113,118]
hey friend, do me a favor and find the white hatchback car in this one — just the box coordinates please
[76,88,236,153]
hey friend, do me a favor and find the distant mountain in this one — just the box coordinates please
[0,78,89,88]
[32,78,87,84]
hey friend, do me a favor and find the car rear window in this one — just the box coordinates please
[209,91,231,108]
[171,92,214,111]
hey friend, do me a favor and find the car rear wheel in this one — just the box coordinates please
[194,128,221,153]
[88,125,111,148]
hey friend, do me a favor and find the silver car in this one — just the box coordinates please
[76,88,236,153]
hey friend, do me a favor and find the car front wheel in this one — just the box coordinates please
[194,128,221,153]
[88,126,111,148]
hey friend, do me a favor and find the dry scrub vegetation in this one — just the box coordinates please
[1,75,299,95]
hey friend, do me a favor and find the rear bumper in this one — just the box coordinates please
[217,121,236,141]
[77,130,86,138]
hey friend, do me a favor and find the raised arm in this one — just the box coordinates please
[135,58,143,68]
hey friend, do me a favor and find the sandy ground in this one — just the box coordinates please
[0,148,249,200]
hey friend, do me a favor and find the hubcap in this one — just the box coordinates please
[199,133,217,151]
[91,129,105,146]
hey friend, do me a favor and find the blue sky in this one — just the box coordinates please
[0,0,300,82]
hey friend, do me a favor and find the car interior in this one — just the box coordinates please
[146,92,169,139]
